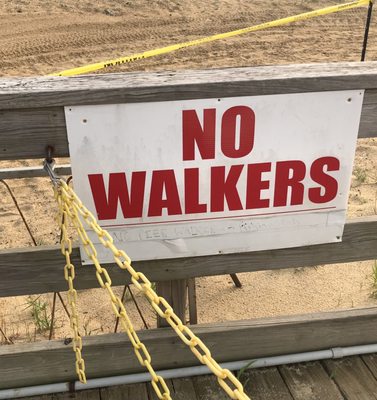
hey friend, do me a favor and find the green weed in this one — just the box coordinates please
[25,296,53,333]
[329,368,337,380]
[237,360,255,386]
[354,166,367,184]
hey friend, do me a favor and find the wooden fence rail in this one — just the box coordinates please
[0,216,376,297]
[1,307,376,389]
[0,62,377,161]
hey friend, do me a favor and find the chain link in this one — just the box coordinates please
[55,179,251,400]
[55,182,171,400]
[55,189,86,383]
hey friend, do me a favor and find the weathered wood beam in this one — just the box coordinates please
[0,107,67,160]
[1,62,377,109]
[0,62,377,160]
[156,280,188,327]
[0,307,376,389]
[0,216,376,298]
[359,89,377,138]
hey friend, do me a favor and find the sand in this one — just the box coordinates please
[0,0,376,344]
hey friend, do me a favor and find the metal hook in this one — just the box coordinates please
[43,145,60,186]
[43,158,60,186]
[46,145,54,164]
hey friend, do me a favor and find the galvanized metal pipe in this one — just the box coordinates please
[1,343,377,399]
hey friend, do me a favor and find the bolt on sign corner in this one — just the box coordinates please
[65,90,364,264]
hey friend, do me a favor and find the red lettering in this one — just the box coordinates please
[274,161,306,207]
[309,157,340,203]
[184,168,207,214]
[148,170,182,217]
[246,163,271,209]
[182,109,216,161]
[221,106,255,158]
[88,172,146,220]
[211,165,244,212]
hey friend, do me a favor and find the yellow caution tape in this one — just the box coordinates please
[50,0,370,76]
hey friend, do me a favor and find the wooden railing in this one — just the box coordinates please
[0,61,377,389]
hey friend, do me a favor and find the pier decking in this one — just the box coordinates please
[18,354,377,400]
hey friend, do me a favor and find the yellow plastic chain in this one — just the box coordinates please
[55,179,251,400]
[57,192,86,383]
[56,183,171,399]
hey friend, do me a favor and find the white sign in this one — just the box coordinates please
[65,90,364,264]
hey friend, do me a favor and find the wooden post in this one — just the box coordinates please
[156,280,188,328]
[187,278,198,325]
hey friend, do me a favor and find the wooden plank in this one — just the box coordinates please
[171,377,198,400]
[1,307,377,389]
[100,383,148,400]
[243,367,293,400]
[279,362,343,400]
[171,280,187,323]
[156,279,187,328]
[0,108,67,160]
[0,216,376,297]
[145,378,196,400]
[156,281,173,328]
[1,62,377,110]
[359,89,377,138]
[0,63,376,160]
[323,356,377,400]
[192,375,228,400]
[15,380,193,400]
[54,389,101,399]
[147,379,174,400]
[188,278,198,325]
[361,354,377,380]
